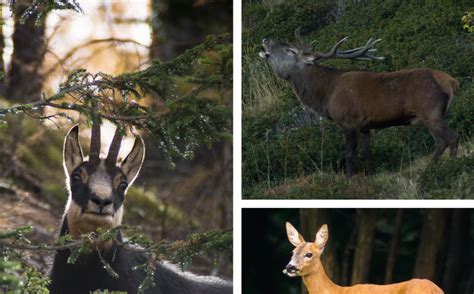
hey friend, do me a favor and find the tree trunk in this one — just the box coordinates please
[6,0,47,102]
[144,0,233,241]
[384,209,404,284]
[351,209,376,284]
[150,0,232,62]
[441,209,468,294]
[341,220,356,286]
[300,209,339,283]
[0,3,6,97]
[413,209,447,280]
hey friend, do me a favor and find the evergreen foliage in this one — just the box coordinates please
[0,3,232,291]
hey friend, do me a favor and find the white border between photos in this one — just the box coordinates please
[232,1,473,294]
[233,0,242,293]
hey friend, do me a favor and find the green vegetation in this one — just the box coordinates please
[243,0,474,198]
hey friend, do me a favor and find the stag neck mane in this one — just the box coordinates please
[287,64,344,118]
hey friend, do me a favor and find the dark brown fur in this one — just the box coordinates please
[261,38,459,176]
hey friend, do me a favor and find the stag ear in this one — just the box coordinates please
[121,136,145,185]
[63,125,84,176]
[286,222,305,247]
[315,224,329,254]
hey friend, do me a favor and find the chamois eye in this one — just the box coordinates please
[305,253,313,258]
[118,181,128,191]
[71,172,81,182]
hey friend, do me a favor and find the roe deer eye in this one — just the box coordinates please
[305,253,313,258]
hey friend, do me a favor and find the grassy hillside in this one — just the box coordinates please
[242,0,474,198]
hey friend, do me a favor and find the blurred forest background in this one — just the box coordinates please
[242,0,474,198]
[243,208,474,294]
[0,0,232,288]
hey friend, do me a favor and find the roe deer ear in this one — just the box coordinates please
[121,136,145,185]
[286,222,305,247]
[63,125,84,176]
[315,224,329,253]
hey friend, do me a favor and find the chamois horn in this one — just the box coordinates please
[89,119,101,164]
[106,126,123,165]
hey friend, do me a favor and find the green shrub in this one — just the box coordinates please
[242,0,474,195]
[418,155,474,198]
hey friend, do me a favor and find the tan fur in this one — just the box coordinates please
[79,167,88,183]
[286,223,444,294]
[66,201,123,239]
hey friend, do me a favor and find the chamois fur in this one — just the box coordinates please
[49,125,232,293]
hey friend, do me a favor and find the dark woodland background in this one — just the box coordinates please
[0,0,232,287]
[242,0,474,198]
[243,209,474,294]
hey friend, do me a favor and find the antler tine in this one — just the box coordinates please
[312,37,348,59]
[89,119,101,164]
[294,27,304,47]
[106,125,123,165]
[325,37,383,61]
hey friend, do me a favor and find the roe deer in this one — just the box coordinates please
[49,122,232,294]
[284,222,443,294]
[260,30,459,177]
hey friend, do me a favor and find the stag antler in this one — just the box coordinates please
[294,28,317,52]
[312,37,384,61]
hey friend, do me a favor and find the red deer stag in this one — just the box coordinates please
[259,30,459,177]
[284,222,444,293]
[49,122,232,293]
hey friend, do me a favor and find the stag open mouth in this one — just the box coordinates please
[259,39,271,59]
[259,48,270,59]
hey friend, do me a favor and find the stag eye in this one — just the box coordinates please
[285,48,298,55]
[305,253,313,258]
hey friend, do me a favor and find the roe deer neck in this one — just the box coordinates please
[302,260,342,294]
[288,65,342,118]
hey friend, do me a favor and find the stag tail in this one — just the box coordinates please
[89,120,101,164]
[106,126,123,165]
[433,70,459,110]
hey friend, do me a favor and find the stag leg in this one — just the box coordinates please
[426,121,450,161]
[343,128,358,177]
[360,130,374,175]
[442,124,459,157]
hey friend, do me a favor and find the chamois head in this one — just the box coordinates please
[283,222,328,277]
[62,123,145,238]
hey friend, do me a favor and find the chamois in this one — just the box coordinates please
[260,30,459,177]
[49,123,232,294]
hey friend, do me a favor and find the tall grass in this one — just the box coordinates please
[242,51,287,116]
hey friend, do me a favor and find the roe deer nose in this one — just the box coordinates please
[286,264,297,272]
[90,196,113,213]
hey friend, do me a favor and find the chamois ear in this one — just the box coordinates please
[315,224,329,254]
[121,136,145,185]
[286,222,305,247]
[63,125,84,176]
